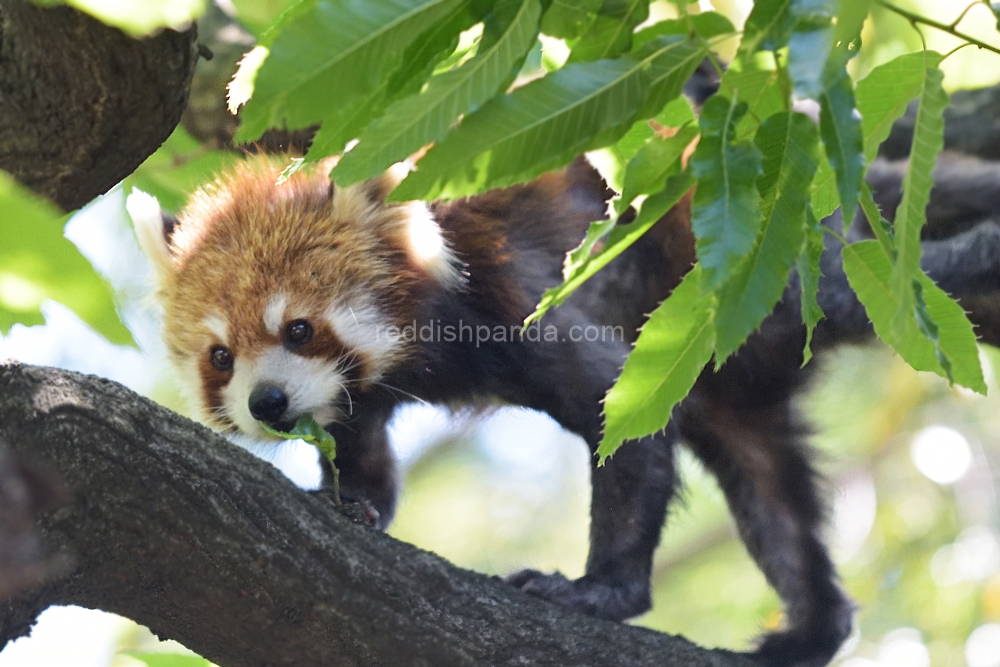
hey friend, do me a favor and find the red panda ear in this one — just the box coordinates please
[127,189,178,281]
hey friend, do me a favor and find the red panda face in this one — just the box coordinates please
[130,158,460,439]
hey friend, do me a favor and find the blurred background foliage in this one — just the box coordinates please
[3,0,1000,666]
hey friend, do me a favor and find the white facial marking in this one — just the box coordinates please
[402,201,462,287]
[223,345,346,437]
[202,315,229,344]
[326,299,399,378]
[263,292,288,336]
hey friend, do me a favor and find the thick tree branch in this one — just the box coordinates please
[0,363,754,667]
[0,0,199,210]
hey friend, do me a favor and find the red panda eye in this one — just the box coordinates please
[285,320,313,346]
[210,345,234,371]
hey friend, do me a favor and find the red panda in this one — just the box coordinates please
[129,153,1000,667]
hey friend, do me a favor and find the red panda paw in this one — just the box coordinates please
[505,569,651,622]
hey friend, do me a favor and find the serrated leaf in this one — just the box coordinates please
[527,170,694,324]
[568,0,651,63]
[333,0,541,185]
[393,34,705,201]
[587,99,695,196]
[889,52,946,341]
[858,181,894,255]
[0,172,132,346]
[718,52,790,142]
[261,414,338,462]
[714,111,819,363]
[797,204,824,364]
[617,123,698,213]
[842,240,985,393]
[856,51,932,161]
[690,95,764,292]
[234,0,470,143]
[599,264,715,460]
[818,63,864,226]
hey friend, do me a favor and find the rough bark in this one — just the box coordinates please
[0,0,199,210]
[0,363,754,667]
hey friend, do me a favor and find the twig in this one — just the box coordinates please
[876,0,1000,57]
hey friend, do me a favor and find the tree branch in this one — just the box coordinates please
[0,0,199,210]
[0,363,754,667]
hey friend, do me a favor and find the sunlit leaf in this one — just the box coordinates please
[393,34,705,201]
[568,0,650,63]
[690,95,763,292]
[333,0,542,185]
[634,12,736,45]
[600,264,715,460]
[32,0,205,36]
[842,240,985,393]
[888,52,946,340]
[234,0,472,143]
[856,51,932,161]
[126,653,212,667]
[718,51,789,141]
[539,0,602,39]
[0,172,132,346]
[714,111,820,363]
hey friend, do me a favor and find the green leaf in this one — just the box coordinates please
[527,170,694,324]
[633,14,731,46]
[740,0,793,53]
[126,128,242,213]
[599,264,715,460]
[261,414,338,462]
[586,99,694,196]
[858,182,894,257]
[618,123,699,213]
[690,95,764,292]
[718,51,790,141]
[539,0,603,39]
[36,0,205,36]
[392,34,705,201]
[234,0,470,143]
[797,205,824,364]
[333,0,542,185]
[0,172,132,346]
[817,63,864,225]
[888,52,946,340]
[787,0,835,99]
[634,12,736,45]
[567,0,651,63]
[856,51,933,161]
[842,240,985,393]
[126,653,212,667]
[714,111,820,363]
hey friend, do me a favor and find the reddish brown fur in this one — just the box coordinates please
[158,158,433,412]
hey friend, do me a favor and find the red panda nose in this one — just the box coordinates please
[248,384,289,424]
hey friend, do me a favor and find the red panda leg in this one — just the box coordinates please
[507,427,680,621]
[322,406,399,530]
[675,389,853,667]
